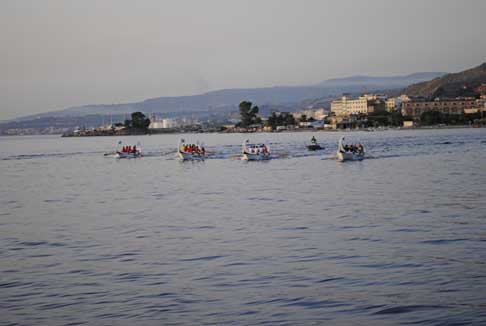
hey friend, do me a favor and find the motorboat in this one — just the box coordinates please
[178,139,205,161]
[336,136,365,162]
[307,143,323,151]
[242,140,270,161]
[307,137,324,151]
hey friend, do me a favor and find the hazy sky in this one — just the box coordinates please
[1,0,485,120]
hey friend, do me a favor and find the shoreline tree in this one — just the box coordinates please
[267,112,296,129]
[239,101,259,127]
[124,112,151,130]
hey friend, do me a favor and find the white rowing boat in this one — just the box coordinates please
[336,137,365,162]
[115,151,142,159]
[242,140,270,161]
[105,141,142,158]
[178,139,205,161]
[177,150,205,161]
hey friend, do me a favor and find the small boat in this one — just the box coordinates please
[178,139,205,161]
[336,137,365,162]
[103,151,119,157]
[307,137,324,151]
[115,150,142,159]
[106,141,142,158]
[242,140,270,161]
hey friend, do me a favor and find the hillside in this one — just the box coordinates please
[319,72,444,88]
[403,63,486,98]
[1,71,444,132]
[10,72,444,122]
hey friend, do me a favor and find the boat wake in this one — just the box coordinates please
[2,135,480,162]
[0,149,448,162]
[1,151,103,161]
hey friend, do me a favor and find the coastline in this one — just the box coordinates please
[60,124,481,137]
[1,124,481,138]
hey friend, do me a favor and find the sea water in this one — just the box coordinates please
[1,128,485,325]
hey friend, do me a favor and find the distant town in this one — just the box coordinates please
[58,90,486,136]
[4,88,484,137]
[2,63,486,136]
[59,85,486,137]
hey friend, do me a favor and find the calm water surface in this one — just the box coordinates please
[1,129,485,325]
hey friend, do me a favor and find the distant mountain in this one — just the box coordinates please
[1,71,445,132]
[318,72,445,88]
[51,86,336,118]
[13,72,445,121]
[403,63,486,98]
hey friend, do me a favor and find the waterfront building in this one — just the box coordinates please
[149,121,164,129]
[313,108,328,120]
[98,124,114,131]
[292,108,326,121]
[331,94,386,117]
[292,111,305,120]
[297,120,325,129]
[464,108,481,114]
[331,96,367,116]
[397,94,411,102]
[149,117,177,129]
[386,96,409,112]
[162,118,176,129]
[477,95,486,109]
[292,108,328,121]
[386,98,399,112]
[403,120,416,128]
[401,98,476,117]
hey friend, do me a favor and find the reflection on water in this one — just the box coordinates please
[0,129,485,325]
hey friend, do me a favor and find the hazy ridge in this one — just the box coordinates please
[403,63,486,98]
[1,72,444,131]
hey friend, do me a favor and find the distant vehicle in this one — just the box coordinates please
[307,136,324,151]
[241,140,270,161]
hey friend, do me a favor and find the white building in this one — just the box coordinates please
[331,96,368,116]
[149,118,177,129]
[331,94,386,116]
[149,121,164,129]
[162,118,176,129]
[292,108,328,121]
